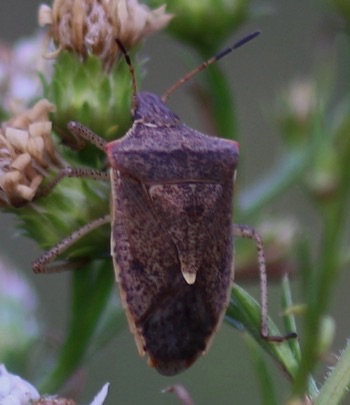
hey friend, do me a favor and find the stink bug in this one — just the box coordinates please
[33,31,296,376]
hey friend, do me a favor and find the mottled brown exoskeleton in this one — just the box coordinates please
[33,32,296,376]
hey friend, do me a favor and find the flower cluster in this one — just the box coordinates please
[0,99,60,207]
[39,0,173,69]
[0,364,110,404]
[0,364,39,404]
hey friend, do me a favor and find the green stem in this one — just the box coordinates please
[293,185,350,395]
[40,260,114,393]
[238,135,323,223]
[281,275,302,364]
[203,61,238,140]
[282,275,319,397]
[239,151,308,221]
[245,334,278,405]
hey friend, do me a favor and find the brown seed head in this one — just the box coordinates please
[0,99,60,207]
[39,0,173,68]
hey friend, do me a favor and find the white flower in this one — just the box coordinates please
[0,364,40,404]
[0,365,109,405]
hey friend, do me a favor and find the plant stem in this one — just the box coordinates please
[293,187,350,396]
[40,260,114,393]
[202,60,238,140]
[245,334,278,405]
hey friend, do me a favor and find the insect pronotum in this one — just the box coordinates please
[33,31,296,376]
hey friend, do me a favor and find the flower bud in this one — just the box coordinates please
[317,316,335,359]
[148,0,251,53]
[39,0,173,69]
[45,52,134,149]
[275,79,318,146]
[304,144,340,200]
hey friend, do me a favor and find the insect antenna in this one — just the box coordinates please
[161,31,261,103]
[116,38,138,112]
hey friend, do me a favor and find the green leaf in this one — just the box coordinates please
[315,340,350,405]
[227,284,299,380]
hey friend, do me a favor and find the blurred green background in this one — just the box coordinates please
[1,1,350,404]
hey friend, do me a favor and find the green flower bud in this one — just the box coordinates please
[39,0,174,164]
[0,98,109,256]
[45,51,134,164]
[304,145,340,201]
[19,176,110,257]
[147,0,251,53]
[317,316,335,358]
[275,79,318,147]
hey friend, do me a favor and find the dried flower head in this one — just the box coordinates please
[39,0,173,68]
[0,99,60,207]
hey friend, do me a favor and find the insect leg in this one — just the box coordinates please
[36,167,109,199]
[36,121,110,199]
[67,121,107,151]
[233,224,297,342]
[33,214,111,274]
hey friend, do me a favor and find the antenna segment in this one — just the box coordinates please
[115,38,138,112]
[161,31,260,103]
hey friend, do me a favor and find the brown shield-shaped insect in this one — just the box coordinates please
[33,31,296,376]
[106,92,238,375]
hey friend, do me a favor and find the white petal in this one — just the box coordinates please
[38,4,53,26]
[5,129,29,152]
[90,382,110,405]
